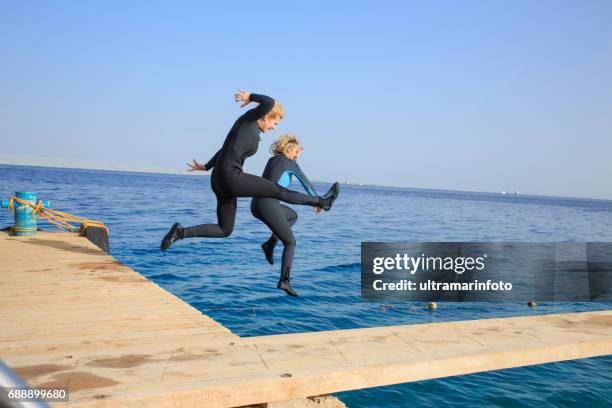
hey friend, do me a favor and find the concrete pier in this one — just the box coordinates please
[1,231,611,407]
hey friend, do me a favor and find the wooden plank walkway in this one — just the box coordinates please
[1,231,611,407]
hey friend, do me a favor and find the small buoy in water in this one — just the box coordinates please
[426,302,437,311]
[385,304,394,310]
[528,301,537,307]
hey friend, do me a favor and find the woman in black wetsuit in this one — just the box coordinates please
[251,135,338,297]
[161,90,339,251]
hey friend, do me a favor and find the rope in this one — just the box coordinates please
[6,197,109,234]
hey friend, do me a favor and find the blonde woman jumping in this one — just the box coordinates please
[161,90,339,252]
[251,134,340,296]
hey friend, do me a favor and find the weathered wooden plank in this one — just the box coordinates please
[1,231,610,408]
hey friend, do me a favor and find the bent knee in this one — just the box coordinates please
[282,237,296,247]
[220,226,234,237]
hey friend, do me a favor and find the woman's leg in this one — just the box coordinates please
[229,171,322,206]
[254,200,299,296]
[263,205,298,254]
[182,195,237,238]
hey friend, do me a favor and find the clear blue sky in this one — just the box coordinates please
[1,1,611,199]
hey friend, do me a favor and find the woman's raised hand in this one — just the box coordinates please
[186,159,206,172]
[234,89,251,108]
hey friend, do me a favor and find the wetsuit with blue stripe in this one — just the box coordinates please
[250,155,318,287]
[181,94,323,239]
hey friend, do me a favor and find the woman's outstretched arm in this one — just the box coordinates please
[204,149,221,170]
[186,158,206,171]
[235,89,275,122]
[287,160,318,196]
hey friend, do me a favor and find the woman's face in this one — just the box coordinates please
[286,145,302,160]
[258,115,280,133]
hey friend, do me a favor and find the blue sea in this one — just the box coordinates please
[1,164,611,408]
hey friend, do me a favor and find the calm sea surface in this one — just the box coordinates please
[1,164,611,407]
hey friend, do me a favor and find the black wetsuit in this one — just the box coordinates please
[250,155,318,277]
[182,94,321,239]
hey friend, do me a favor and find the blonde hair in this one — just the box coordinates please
[266,101,285,120]
[270,134,303,156]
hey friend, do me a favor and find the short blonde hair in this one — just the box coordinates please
[270,134,302,156]
[266,101,285,120]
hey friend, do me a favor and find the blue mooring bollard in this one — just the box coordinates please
[1,192,51,236]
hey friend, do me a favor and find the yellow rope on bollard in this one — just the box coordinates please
[32,200,44,215]
[6,197,109,234]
